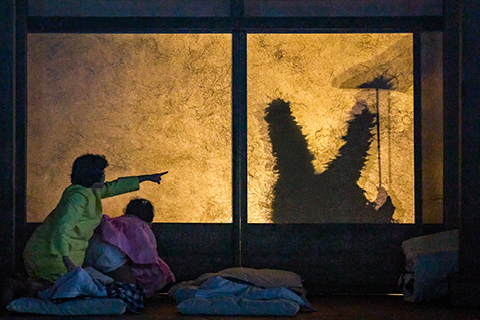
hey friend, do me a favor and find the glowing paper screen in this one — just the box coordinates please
[27,33,437,224]
[27,34,232,223]
[247,34,415,223]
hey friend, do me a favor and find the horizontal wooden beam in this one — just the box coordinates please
[28,16,443,33]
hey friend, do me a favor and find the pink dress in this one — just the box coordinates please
[87,214,175,297]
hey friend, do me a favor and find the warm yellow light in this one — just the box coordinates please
[247,34,414,223]
[27,34,232,223]
[27,33,422,224]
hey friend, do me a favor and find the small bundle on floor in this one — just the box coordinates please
[5,267,144,315]
[168,267,316,316]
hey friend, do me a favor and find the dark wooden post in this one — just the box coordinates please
[443,0,461,230]
[0,0,16,281]
[449,0,480,305]
[231,0,247,267]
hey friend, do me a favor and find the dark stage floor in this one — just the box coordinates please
[2,294,480,320]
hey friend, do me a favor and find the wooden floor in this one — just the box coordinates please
[2,294,480,320]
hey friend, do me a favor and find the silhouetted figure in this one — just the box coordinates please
[265,98,394,223]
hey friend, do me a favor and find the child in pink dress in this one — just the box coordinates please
[84,198,175,298]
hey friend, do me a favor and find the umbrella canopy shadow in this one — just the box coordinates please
[331,35,413,93]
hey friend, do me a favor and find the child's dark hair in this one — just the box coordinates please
[125,198,154,223]
[70,154,109,187]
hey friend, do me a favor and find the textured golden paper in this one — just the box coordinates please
[247,34,414,223]
[27,34,232,223]
[27,33,417,224]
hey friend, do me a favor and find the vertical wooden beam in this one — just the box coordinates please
[231,0,247,267]
[449,0,480,305]
[443,0,461,230]
[414,33,423,225]
[458,0,480,281]
[15,0,27,272]
[0,0,16,281]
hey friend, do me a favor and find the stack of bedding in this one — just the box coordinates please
[6,266,315,316]
[398,229,459,302]
[168,267,316,316]
[6,267,136,315]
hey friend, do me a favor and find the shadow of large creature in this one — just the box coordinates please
[265,98,394,223]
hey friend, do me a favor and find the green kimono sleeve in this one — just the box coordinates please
[100,176,140,199]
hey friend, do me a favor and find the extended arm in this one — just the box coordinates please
[100,172,168,199]
[137,171,168,184]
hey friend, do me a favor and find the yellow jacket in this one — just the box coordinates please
[23,176,140,283]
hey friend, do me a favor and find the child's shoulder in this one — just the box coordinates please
[61,185,92,201]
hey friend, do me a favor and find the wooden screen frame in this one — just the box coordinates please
[15,2,446,291]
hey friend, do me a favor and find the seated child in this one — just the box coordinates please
[83,198,175,298]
